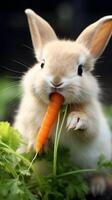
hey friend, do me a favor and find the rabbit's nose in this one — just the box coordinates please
[51,81,63,88]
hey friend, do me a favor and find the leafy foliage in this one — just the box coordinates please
[0,121,22,150]
[0,119,112,200]
[97,155,112,170]
[0,122,39,200]
[0,122,89,200]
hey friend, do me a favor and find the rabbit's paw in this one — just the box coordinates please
[90,175,106,196]
[67,111,87,131]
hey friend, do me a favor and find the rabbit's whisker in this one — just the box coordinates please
[0,65,24,74]
[12,59,30,69]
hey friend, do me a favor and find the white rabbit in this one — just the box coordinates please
[14,9,112,195]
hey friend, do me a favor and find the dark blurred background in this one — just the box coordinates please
[0,0,112,122]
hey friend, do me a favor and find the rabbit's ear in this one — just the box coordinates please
[25,9,57,60]
[76,16,112,59]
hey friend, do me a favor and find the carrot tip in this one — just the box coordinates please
[35,142,42,154]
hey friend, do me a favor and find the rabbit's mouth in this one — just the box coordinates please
[49,87,79,104]
[49,87,64,97]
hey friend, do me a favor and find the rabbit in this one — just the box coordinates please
[14,9,112,195]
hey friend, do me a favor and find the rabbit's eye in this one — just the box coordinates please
[40,60,45,69]
[77,64,83,76]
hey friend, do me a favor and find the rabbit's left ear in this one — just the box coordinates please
[25,9,57,60]
[76,16,112,59]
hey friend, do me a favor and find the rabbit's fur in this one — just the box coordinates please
[14,9,112,195]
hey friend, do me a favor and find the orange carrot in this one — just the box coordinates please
[35,92,64,153]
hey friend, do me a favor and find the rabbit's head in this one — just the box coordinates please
[24,9,112,104]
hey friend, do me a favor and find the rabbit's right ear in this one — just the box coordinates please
[25,9,57,60]
[76,16,112,59]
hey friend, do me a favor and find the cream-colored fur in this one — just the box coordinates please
[14,9,112,195]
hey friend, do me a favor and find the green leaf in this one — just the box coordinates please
[0,122,22,150]
[97,155,112,170]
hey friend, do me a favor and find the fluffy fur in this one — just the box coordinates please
[14,9,112,195]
